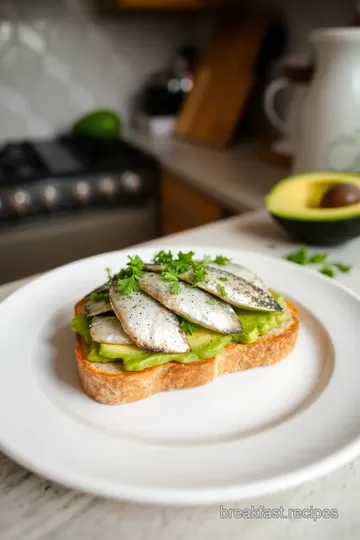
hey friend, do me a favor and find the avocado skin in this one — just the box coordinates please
[272,214,360,246]
[71,110,121,140]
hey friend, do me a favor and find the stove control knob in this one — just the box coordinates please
[98,177,117,198]
[41,185,60,209]
[9,190,31,214]
[74,181,92,203]
[121,172,141,193]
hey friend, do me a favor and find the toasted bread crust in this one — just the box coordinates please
[74,298,299,405]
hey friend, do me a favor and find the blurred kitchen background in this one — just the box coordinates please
[0,0,358,284]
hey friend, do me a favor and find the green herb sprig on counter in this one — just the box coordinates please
[334,262,352,273]
[286,246,309,265]
[284,246,352,278]
[319,265,335,278]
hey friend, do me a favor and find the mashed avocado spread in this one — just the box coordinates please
[72,293,287,372]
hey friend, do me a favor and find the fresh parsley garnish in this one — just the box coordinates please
[105,267,113,283]
[320,265,335,278]
[286,246,309,265]
[203,255,212,264]
[213,255,231,265]
[118,275,140,294]
[117,254,145,294]
[127,255,144,276]
[157,250,197,294]
[207,297,216,305]
[172,259,193,274]
[162,267,179,282]
[192,262,207,283]
[217,284,227,297]
[180,319,198,335]
[334,263,352,273]
[285,247,352,279]
[219,277,228,282]
[309,253,328,264]
[89,291,109,302]
[162,267,181,295]
[153,250,173,264]
[178,251,195,264]
[170,281,181,295]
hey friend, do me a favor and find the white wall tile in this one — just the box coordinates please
[0,0,355,141]
[0,0,197,140]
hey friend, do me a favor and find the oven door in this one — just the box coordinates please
[0,201,158,285]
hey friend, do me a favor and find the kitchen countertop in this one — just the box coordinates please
[125,128,288,213]
[1,210,360,540]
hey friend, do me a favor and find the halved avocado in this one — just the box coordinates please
[265,172,360,246]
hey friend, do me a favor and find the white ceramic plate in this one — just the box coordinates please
[1,246,360,506]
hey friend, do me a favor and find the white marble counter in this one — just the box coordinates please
[125,129,287,213]
[1,210,360,540]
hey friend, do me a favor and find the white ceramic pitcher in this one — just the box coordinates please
[294,28,360,174]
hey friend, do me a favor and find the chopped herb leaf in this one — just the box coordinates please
[172,260,192,273]
[118,275,140,294]
[153,250,173,264]
[117,254,145,294]
[180,319,198,336]
[192,263,207,283]
[320,265,335,278]
[309,253,328,264]
[89,291,109,302]
[177,251,195,264]
[214,255,231,265]
[170,281,181,295]
[219,277,228,282]
[203,255,212,264]
[217,284,227,297]
[334,263,352,273]
[162,267,179,282]
[128,254,144,275]
[207,297,216,305]
[286,246,309,265]
[105,267,112,283]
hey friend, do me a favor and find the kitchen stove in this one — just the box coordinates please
[0,135,160,285]
[0,135,159,223]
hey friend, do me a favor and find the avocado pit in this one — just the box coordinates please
[319,182,360,209]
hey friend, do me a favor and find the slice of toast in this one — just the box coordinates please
[74,298,299,405]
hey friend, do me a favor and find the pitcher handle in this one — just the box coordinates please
[264,77,291,134]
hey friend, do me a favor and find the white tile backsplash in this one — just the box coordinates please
[0,0,198,140]
[0,0,356,142]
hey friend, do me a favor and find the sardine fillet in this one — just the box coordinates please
[74,297,299,405]
[109,284,190,353]
[138,272,242,334]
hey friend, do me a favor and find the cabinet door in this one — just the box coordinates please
[161,172,223,235]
